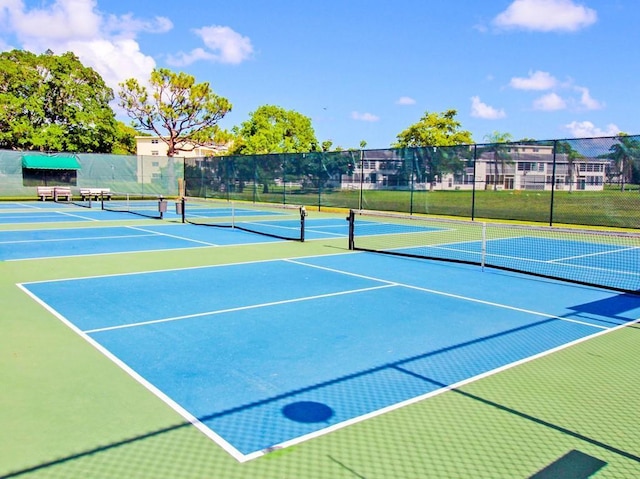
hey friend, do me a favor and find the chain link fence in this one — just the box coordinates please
[185,136,640,229]
[0,150,182,197]
[2,135,640,228]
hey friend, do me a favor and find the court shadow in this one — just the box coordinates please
[566,292,640,328]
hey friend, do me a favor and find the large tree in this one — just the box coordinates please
[231,104,318,155]
[393,109,473,148]
[0,49,118,152]
[483,131,514,190]
[118,68,232,157]
[608,134,640,191]
[230,105,319,193]
[393,110,474,189]
[111,121,140,155]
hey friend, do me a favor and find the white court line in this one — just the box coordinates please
[0,233,158,245]
[4,244,226,262]
[20,253,638,462]
[396,241,640,280]
[284,258,609,331]
[127,225,221,246]
[56,210,101,222]
[244,312,640,462]
[0,202,56,210]
[17,282,247,463]
[550,245,640,263]
[84,284,396,334]
[0,214,75,220]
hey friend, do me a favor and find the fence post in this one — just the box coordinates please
[549,140,558,226]
[471,144,477,221]
[410,148,415,215]
[358,149,364,210]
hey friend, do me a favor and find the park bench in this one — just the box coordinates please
[53,186,72,202]
[80,188,112,200]
[36,186,54,201]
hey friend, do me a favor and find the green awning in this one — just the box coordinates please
[22,155,81,170]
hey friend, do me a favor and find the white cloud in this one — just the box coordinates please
[533,92,566,111]
[69,38,156,92]
[510,70,558,90]
[493,0,597,32]
[168,25,253,66]
[351,111,380,122]
[575,86,604,110]
[166,48,214,67]
[198,25,253,64]
[11,0,101,41]
[104,13,173,39]
[564,120,620,137]
[0,0,171,90]
[396,96,416,105]
[470,96,506,119]
[508,69,605,113]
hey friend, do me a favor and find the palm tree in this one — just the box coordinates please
[555,141,583,192]
[483,131,513,190]
[609,135,640,191]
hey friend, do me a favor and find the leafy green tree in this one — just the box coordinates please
[231,105,318,193]
[393,109,473,148]
[321,140,333,152]
[0,49,118,152]
[393,110,473,189]
[118,68,232,157]
[111,121,140,155]
[231,105,318,155]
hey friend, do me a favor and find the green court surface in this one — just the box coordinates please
[1,208,639,479]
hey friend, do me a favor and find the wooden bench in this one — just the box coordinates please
[36,186,54,201]
[80,188,112,200]
[53,186,72,202]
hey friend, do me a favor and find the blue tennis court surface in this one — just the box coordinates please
[20,252,640,461]
[389,236,640,292]
[0,224,292,260]
[0,214,412,260]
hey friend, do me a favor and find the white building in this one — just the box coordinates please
[135,136,228,158]
[135,136,228,183]
[340,144,608,192]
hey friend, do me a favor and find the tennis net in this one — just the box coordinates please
[52,187,93,209]
[347,209,640,293]
[101,192,167,219]
[180,197,306,242]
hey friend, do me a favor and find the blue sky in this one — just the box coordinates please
[0,0,638,149]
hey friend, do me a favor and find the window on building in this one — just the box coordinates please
[518,162,544,172]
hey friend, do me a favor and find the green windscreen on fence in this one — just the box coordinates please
[183,136,640,229]
[0,151,182,198]
[2,135,640,229]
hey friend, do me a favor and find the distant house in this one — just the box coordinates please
[339,144,608,192]
[135,136,228,158]
[135,136,229,183]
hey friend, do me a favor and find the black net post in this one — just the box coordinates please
[300,206,307,242]
[347,209,355,250]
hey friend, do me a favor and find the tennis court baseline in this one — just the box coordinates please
[0,224,290,260]
[20,252,640,461]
